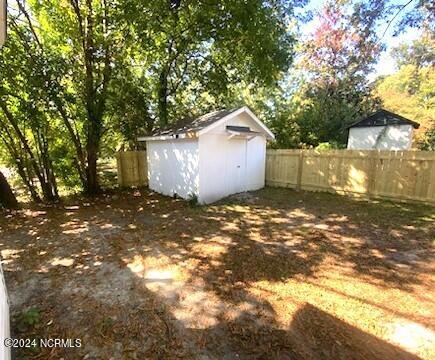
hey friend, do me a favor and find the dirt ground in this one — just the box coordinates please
[1,188,434,359]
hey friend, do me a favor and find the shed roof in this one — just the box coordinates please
[154,108,239,137]
[346,109,420,129]
[138,106,274,141]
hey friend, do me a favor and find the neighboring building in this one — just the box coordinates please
[346,109,420,150]
[138,106,274,204]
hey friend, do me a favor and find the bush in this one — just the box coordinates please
[187,193,199,207]
[315,141,345,150]
[416,129,435,151]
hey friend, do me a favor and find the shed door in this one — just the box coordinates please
[226,139,247,194]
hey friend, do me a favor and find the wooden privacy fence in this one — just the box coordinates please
[116,151,148,187]
[266,149,435,204]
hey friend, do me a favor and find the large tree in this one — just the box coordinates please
[374,0,434,149]
[0,23,59,201]
[27,0,122,194]
[121,0,298,128]
[1,0,300,198]
[293,0,386,146]
[1,0,116,195]
[375,36,434,149]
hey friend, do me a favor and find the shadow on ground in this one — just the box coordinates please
[0,187,433,359]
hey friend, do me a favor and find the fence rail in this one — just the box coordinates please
[266,149,435,204]
[116,151,147,187]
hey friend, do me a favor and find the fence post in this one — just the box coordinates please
[367,150,377,196]
[265,149,434,204]
[135,151,140,185]
[116,152,123,186]
[296,150,304,191]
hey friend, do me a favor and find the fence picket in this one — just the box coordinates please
[116,151,148,187]
[266,149,435,204]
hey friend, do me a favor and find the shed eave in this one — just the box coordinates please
[137,132,198,142]
[198,106,275,140]
[346,109,420,129]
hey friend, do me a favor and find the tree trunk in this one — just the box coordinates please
[0,103,59,202]
[0,130,41,202]
[158,69,169,127]
[0,102,52,198]
[85,144,99,194]
[15,164,41,202]
[0,171,19,209]
[85,117,101,195]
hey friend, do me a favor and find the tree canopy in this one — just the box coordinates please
[375,35,435,150]
[0,0,301,200]
[0,0,433,201]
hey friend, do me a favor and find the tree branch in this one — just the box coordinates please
[380,0,415,40]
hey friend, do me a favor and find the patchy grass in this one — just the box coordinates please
[0,188,434,359]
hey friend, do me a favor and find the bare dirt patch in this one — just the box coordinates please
[1,188,434,359]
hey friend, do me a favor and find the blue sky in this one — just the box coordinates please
[300,0,421,80]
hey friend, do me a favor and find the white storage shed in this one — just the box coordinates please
[347,109,419,150]
[138,106,274,204]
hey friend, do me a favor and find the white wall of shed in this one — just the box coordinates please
[246,135,266,190]
[198,112,267,204]
[0,264,10,360]
[146,139,199,200]
[347,125,413,150]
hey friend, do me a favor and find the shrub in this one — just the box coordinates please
[188,193,199,207]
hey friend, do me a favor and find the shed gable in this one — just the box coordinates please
[138,106,274,141]
[347,109,419,129]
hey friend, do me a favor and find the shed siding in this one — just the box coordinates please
[146,140,199,200]
[247,135,266,190]
[198,134,226,204]
[347,125,413,150]
[198,112,266,204]
[198,134,243,204]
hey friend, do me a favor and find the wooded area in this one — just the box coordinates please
[266,149,435,204]
[0,0,433,204]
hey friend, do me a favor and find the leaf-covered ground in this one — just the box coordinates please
[1,188,434,359]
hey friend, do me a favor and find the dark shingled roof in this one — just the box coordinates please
[154,108,240,136]
[346,109,420,129]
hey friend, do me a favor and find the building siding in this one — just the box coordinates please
[146,139,199,200]
[347,125,413,150]
[198,113,266,204]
